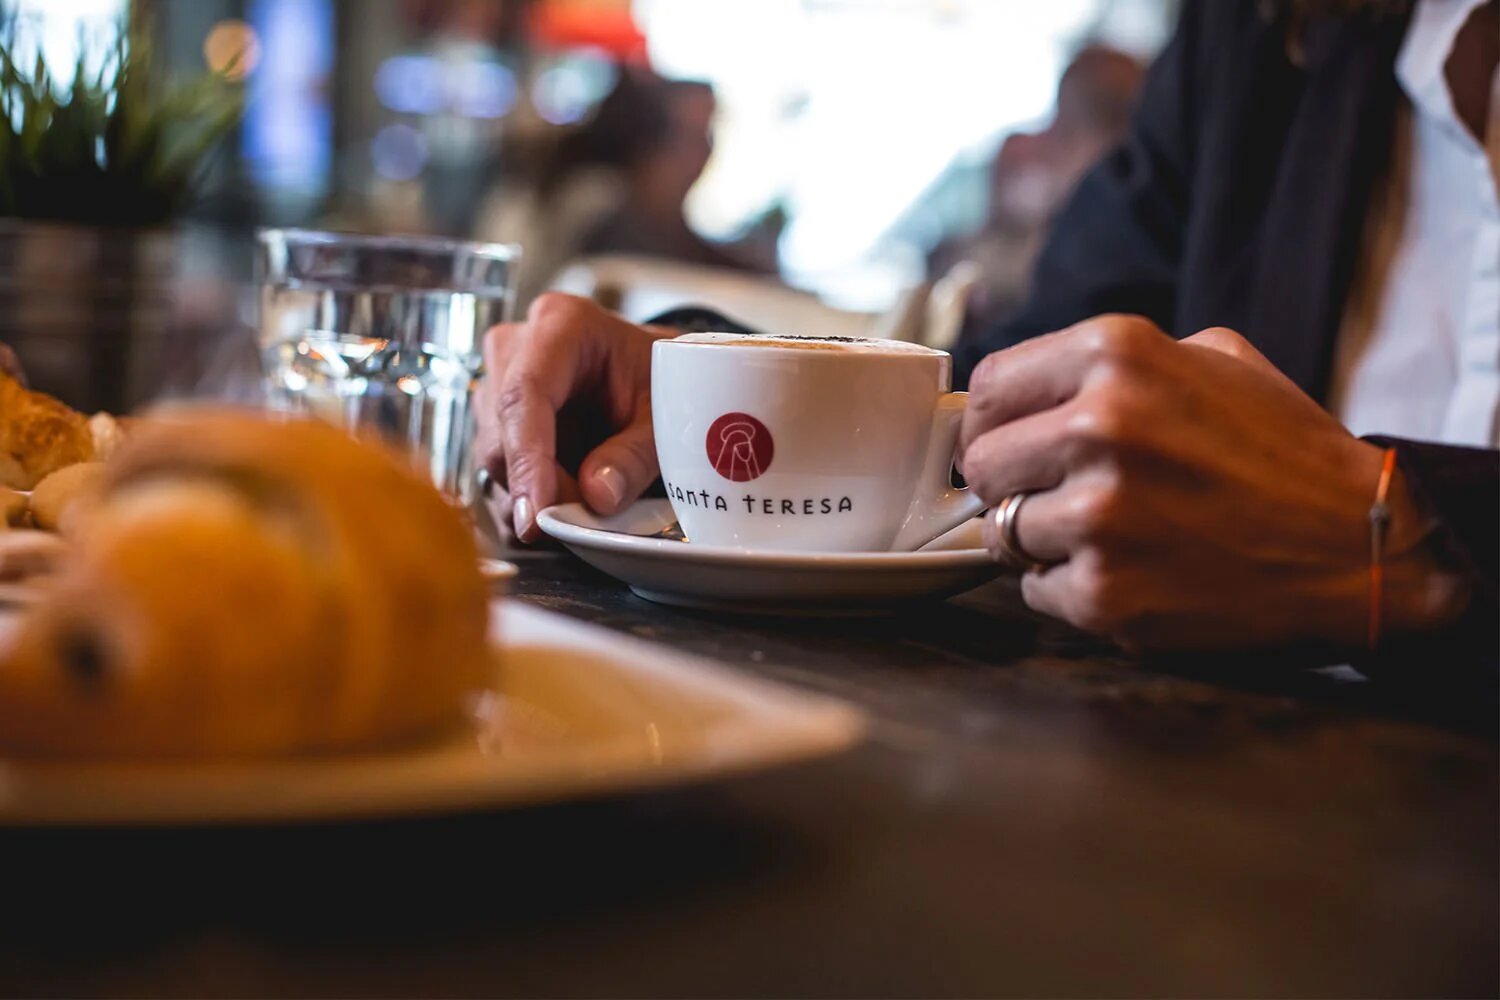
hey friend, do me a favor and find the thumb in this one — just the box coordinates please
[578,415,659,515]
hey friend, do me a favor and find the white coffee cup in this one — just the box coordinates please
[650,332,985,552]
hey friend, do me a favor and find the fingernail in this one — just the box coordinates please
[595,464,627,510]
[514,495,535,541]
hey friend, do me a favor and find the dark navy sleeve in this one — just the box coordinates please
[951,0,1209,388]
[1361,437,1499,682]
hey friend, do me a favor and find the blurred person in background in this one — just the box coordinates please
[480,68,771,308]
[928,45,1146,341]
[476,0,1498,679]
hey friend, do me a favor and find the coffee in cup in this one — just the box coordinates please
[650,332,984,552]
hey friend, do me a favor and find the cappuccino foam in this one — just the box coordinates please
[670,331,943,356]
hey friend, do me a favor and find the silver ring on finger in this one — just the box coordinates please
[476,466,496,498]
[993,492,1047,572]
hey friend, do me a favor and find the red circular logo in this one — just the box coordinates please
[706,412,774,482]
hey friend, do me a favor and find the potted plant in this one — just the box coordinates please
[0,17,244,412]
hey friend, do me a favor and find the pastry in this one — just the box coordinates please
[0,409,490,758]
[0,373,94,490]
[87,413,128,461]
[0,487,25,527]
[0,530,67,581]
[28,462,104,533]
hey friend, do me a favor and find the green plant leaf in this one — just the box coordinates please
[0,14,243,226]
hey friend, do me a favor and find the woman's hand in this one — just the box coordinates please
[959,315,1468,651]
[475,293,672,542]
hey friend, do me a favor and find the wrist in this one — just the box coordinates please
[1380,466,1471,635]
[1294,442,1469,648]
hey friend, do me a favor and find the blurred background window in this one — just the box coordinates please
[0,0,129,78]
[1,0,1174,335]
[637,0,1164,310]
[245,0,334,220]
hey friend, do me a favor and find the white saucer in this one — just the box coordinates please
[537,499,1005,615]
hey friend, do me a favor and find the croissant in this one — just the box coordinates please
[0,410,490,758]
[28,461,104,532]
[0,373,94,490]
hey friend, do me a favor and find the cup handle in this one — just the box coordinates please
[891,391,987,552]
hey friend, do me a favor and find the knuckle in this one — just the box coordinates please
[494,374,539,419]
[968,350,1005,392]
[503,448,544,487]
[1071,477,1125,541]
[1083,314,1158,365]
[1202,325,1247,347]
[1212,326,1252,352]
[527,291,586,327]
[1065,394,1133,452]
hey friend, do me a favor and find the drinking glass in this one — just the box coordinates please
[255,229,518,503]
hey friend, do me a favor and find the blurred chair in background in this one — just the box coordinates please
[928,44,1146,345]
[550,253,878,341]
[920,260,983,352]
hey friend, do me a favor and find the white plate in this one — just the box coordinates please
[0,557,520,607]
[0,601,864,826]
[478,557,520,582]
[538,499,1005,615]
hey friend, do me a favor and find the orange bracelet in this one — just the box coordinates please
[1367,448,1398,651]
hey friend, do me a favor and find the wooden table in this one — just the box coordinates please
[2,549,1494,998]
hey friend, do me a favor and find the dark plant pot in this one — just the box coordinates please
[0,220,182,413]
